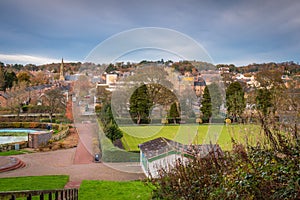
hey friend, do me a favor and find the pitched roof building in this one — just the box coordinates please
[138,137,222,177]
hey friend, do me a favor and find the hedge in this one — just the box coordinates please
[97,120,139,162]
[0,122,69,141]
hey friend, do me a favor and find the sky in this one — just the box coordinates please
[0,0,300,66]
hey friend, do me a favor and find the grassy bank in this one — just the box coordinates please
[0,175,69,191]
[121,124,262,151]
[79,180,153,200]
[0,177,153,199]
[0,149,33,156]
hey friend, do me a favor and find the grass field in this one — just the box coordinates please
[121,124,263,151]
[79,180,153,200]
[0,175,69,191]
[0,176,153,200]
[0,149,33,156]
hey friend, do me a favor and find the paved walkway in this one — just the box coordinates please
[0,96,146,189]
[0,122,145,185]
[0,148,145,182]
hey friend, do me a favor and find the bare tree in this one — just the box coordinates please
[254,70,299,152]
[43,88,66,122]
[6,82,28,118]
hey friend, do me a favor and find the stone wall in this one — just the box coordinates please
[0,122,70,151]
[28,131,52,148]
[51,126,70,141]
[0,141,28,152]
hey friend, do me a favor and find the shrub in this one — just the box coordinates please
[150,137,300,200]
[104,123,123,142]
[98,122,139,162]
[161,118,168,125]
[225,118,231,124]
[196,118,202,124]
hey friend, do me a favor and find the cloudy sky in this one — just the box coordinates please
[0,0,300,66]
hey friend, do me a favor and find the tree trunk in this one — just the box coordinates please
[259,113,278,150]
[49,113,53,123]
[137,114,141,124]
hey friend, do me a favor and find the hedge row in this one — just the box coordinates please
[97,121,139,162]
[0,122,57,129]
[0,122,68,133]
[116,117,225,125]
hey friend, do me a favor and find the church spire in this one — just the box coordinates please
[59,58,65,81]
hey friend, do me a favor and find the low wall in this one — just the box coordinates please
[28,131,53,148]
[0,122,60,130]
[51,126,70,141]
[0,141,28,152]
[0,122,70,151]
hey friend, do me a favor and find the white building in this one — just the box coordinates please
[139,137,223,178]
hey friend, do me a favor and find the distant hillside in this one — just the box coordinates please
[238,61,300,74]
[1,60,299,75]
[217,61,300,75]
[0,61,82,74]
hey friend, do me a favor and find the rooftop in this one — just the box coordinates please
[139,137,222,160]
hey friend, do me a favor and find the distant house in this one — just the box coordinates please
[193,75,206,96]
[0,92,9,107]
[138,137,222,178]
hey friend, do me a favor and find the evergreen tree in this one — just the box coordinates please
[0,67,5,91]
[100,103,116,127]
[129,84,153,124]
[256,88,273,116]
[104,121,123,142]
[207,82,222,117]
[226,82,245,122]
[200,86,212,123]
[4,71,17,90]
[169,102,180,124]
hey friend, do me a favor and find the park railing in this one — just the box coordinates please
[0,188,78,200]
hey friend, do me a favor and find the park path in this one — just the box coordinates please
[0,148,145,184]
[0,122,145,188]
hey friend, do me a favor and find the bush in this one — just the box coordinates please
[225,118,231,124]
[98,122,139,162]
[150,139,300,200]
[28,105,50,113]
[161,118,168,125]
[196,117,202,124]
[104,123,123,142]
[40,118,52,123]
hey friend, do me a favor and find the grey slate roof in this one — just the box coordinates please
[139,137,223,160]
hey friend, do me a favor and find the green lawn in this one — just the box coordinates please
[0,177,152,200]
[79,180,153,200]
[121,124,262,151]
[0,175,69,191]
[0,150,33,156]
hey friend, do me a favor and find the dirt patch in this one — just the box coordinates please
[37,127,79,152]
[113,139,124,149]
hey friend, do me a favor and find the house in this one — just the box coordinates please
[193,75,206,96]
[0,92,9,107]
[138,137,222,178]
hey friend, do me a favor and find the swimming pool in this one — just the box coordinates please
[0,128,43,144]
